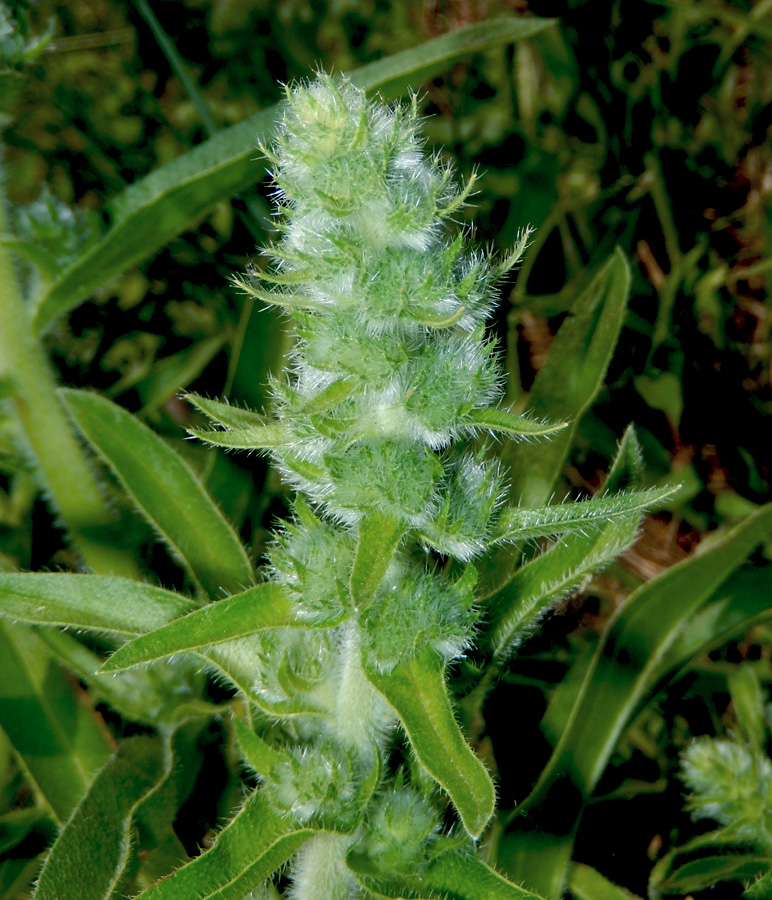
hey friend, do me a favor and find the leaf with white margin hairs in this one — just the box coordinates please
[32,737,168,900]
[464,408,568,440]
[133,790,314,900]
[365,648,495,839]
[59,388,253,598]
[100,583,302,672]
[349,841,547,899]
[491,484,679,546]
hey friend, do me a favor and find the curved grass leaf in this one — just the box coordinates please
[506,249,631,507]
[60,389,254,598]
[32,16,555,334]
[101,583,296,671]
[0,572,196,636]
[0,622,110,823]
[32,737,167,900]
[501,504,772,897]
[492,485,677,546]
[135,790,314,900]
[365,648,495,839]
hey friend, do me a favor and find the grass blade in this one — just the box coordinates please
[60,389,254,598]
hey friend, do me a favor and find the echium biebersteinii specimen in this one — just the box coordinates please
[184,75,670,899]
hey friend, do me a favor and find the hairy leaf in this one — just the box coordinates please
[349,512,405,611]
[60,389,253,597]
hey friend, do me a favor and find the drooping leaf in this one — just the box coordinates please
[32,16,556,333]
[60,389,254,597]
[365,648,495,839]
[500,504,772,898]
[32,737,167,900]
[134,790,314,900]
[101,583,296,671]
[506,249,631,507]
[0,622,111,823]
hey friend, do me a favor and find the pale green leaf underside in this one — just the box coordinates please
[32,737,167,900]
[135,790,314,900]
[32,15,555,334]
[493,485,678,545]
[365,648,495,839]
[60,389,254,597]
[101,583,296,671]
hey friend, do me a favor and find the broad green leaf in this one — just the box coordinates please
[135,790,314,900]
[501,504,772,898]
[492,485,677,545]
[32,16,555,333]
[32,737,167,900]
[0,572,196,636]
[488,426,646,657]
[0,622,110,823]
[365,648,495,839]
[568,863,642,900]
[349,512,405,610]
[506,249,631,507]
[466,408,568,439]
[349,844,546,899]
[101,583,296,671]
[60,389,254,597]
[232,717,288,778]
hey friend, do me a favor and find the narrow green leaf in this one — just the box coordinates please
[232,717,288,778]
[60,389,254,597]
[506,249,631,507]
[365,648,495,839]
[349,845,546,899]
[134,335,227,415]
[502,505,772,897]
[568,863,643,900]
[135,790,314,900]
[32,15,555,333]
[0,572,196,636]
[465,408,568,439]
[488,425,646,657]
[349,512,405,610]
[0,622,111,823]
[188,424,288,451]
[32,737,167,900]
[728,666,767,751]
[101,583,296,671]
[185,394,270,431]
[287,377,359,416]
[492,485,677,545]
[656,851,771,896]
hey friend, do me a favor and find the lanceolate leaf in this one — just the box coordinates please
[60,389,254,598]
[101,584,297,672]
[135,790,314,900]
[465,408,568,440]
[185,393,273,430]
[31,16,555,334]
[0,623,111,823]
[0,573,196,636]
[365,648,495,839]
[501,504,772,897]
[232,717,289,778]
[349,512,405,610]
[32,737,167,900]
[506,249,631,508]
[492,485,677,546]
[349,844,547,899]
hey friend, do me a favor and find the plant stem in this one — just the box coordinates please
[0,191,140,577]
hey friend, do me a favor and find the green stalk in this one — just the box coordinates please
[0,191,140,577]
